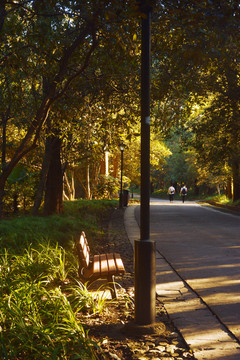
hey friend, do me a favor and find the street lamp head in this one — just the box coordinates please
[119,142,125,151]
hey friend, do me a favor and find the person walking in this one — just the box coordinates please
[168,185,175,202]
[180,185,187,203]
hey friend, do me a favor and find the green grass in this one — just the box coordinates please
[0,199,118,359]
[204,194,240,206]
[0,199,118,254]
[204,194,228,203]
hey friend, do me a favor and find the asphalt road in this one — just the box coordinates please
[135,199,240,345]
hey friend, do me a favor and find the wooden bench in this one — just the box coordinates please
[76,231,125,298]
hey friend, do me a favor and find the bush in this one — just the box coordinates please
[93,175,120,199]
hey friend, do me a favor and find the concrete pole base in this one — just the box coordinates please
[134,239,156,325]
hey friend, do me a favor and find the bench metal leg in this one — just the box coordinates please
[108,275,117,299]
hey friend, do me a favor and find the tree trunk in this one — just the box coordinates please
[113,155,118,178]
[13,193,18,214]
[43,136,63,216]
[0,190,4,219]
[32,136,53,215]
[0,117,7,219]
[63,170,75,200]
[86,163,91,200]
[0,97,10,219]
[71,170,75,199]
[194,179,200,196]
[232,159,240,201]
[226,177,232,199]
[0,1,6,33]
[105,150,109,176]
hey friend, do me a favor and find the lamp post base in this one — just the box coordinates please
[119,193,123,208]
[134,239,156,325]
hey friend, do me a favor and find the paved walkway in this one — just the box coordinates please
[124,203,240,360]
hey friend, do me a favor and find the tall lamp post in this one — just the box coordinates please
[134,1,156,325]
[119,143,124,208]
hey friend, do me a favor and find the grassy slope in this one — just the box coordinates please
[0,199,118,253]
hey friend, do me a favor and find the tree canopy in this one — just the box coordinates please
[1,0,240,216]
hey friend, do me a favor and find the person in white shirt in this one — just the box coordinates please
[168,185,175,202]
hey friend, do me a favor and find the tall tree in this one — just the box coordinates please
[151,0,240,199]
[0,1,140,215]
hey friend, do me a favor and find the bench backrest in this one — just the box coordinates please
[77,231,90,268]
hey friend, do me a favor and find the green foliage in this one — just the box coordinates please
[68,280,110,315]
[0,249,100,359]
[4,164,38,214]
[204,194,229,204]
[93,175,120,199]
[2,0,240,211]
[0,199,117,359]
[0,199,117,253]
[7,165,28,184]
[0,0,140,214]
[123,130,171,188]
[203,194,240,206]
[150,1,240,199]
[161,130,198,189]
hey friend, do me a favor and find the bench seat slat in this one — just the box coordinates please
[106,253,117,274]
[99,254,109,276]
[93,255,101,275]
[114,253,125,273]
[79,232,90,268]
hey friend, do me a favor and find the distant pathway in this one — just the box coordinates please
[131,199,240,359]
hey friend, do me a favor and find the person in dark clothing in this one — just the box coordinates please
[180,185,187,203]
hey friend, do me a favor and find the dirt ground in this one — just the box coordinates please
[81,207,196,360]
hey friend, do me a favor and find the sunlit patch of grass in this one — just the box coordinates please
[64,199,118,217]
[205,194,240,206]
[218,195,232,204]
[1,285,100,359]
[0,244,107,359]
[205,194,228,203]
[68,280,110,316]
